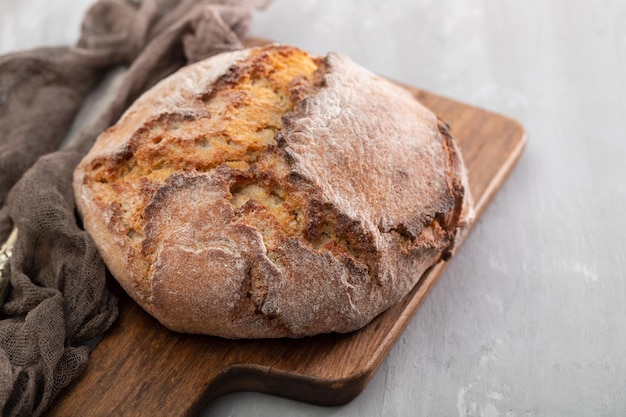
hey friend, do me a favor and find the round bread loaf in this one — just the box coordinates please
[73,45,473,338]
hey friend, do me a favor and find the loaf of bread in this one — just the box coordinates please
[73,45,473,338]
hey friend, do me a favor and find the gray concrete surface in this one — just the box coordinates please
[2,1,625,416]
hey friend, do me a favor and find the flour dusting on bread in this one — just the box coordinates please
[74,45,473,338]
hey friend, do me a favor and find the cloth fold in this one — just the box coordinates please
[0,1,266,415]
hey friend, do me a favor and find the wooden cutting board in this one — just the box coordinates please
[45,61,526,417]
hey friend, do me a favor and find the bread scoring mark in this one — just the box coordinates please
[435,119,467,260]
[82,46,321,253]
[299,198,381,281]
[374,120,466,264]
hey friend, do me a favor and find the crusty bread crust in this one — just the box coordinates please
[74,45,473,338]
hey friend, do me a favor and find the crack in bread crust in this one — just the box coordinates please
[86,47,320,245]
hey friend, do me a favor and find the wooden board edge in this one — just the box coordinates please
[476,128,527,212]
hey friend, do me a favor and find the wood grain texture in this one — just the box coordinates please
[44,66,526,417]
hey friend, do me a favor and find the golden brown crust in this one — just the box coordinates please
[74,45,473,338]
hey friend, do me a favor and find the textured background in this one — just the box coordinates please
[2,0,626,416]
